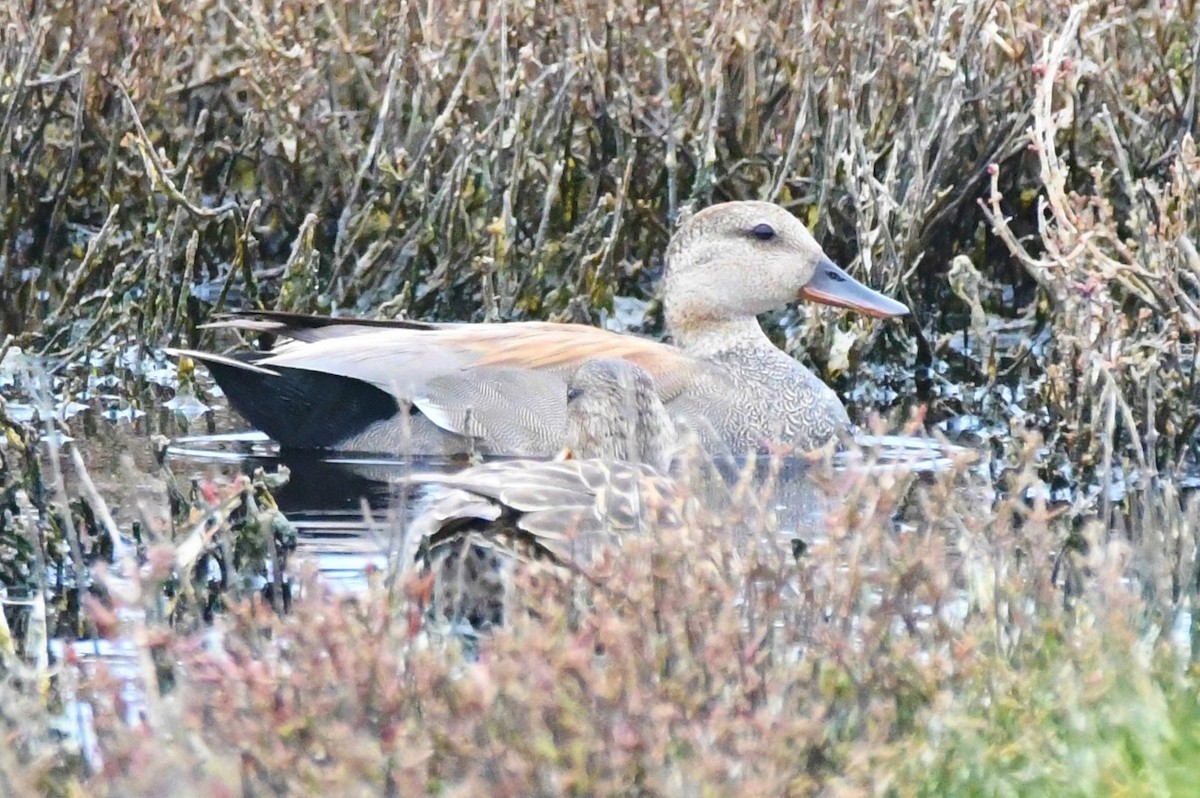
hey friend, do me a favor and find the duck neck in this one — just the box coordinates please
[666,311,773,358]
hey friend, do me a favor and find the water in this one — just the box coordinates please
[159,426,982,593]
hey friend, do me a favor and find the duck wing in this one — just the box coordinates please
[408,460,669,566]
[239,318,701,429]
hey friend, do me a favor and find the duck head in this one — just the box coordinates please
[661,201,908,338]
[565,358,676,468]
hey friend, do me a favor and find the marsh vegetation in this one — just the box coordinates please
[2,0,1200,794]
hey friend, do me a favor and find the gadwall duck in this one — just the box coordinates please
[403,358,694,628]
[173,201,907,456]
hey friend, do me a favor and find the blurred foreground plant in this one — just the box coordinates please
[47,433,1198,796]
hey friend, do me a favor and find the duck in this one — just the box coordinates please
[400,358,701,629]
[562,355,677,471]
[172,200,907,456]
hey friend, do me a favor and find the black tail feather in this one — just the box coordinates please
[213,309,439,332]
[197,353,401,450]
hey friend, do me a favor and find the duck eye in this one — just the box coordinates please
[750,223,776,241]
[566,387,582,403]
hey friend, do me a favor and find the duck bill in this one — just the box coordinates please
[799,258,909,317]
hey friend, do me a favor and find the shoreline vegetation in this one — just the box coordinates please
[2,0,1200,794]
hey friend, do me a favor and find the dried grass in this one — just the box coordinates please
[2,0,1197,470]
